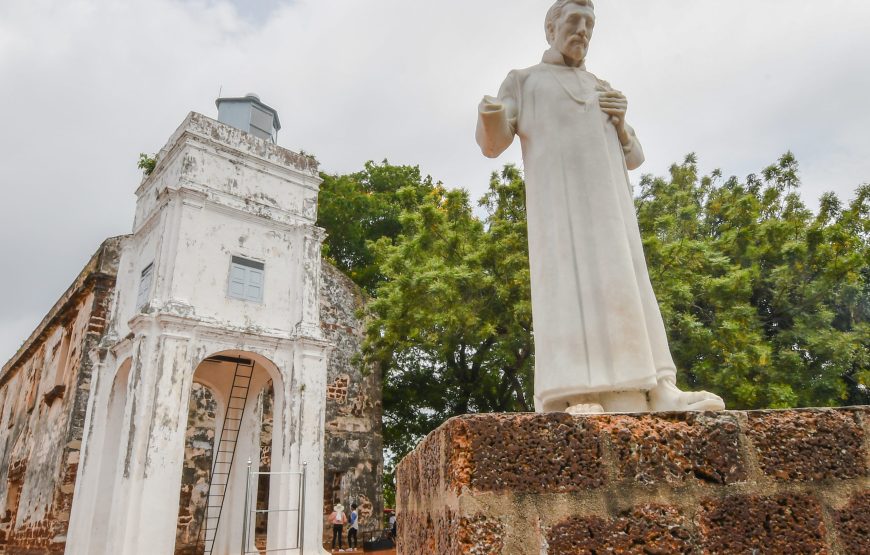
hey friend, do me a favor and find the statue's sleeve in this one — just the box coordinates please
[476,71,520,158]
[622,123,645,171]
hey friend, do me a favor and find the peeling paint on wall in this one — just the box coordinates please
[1,114,381,554]
[0,238,121,554]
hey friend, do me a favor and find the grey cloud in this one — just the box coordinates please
[1,0,869,363]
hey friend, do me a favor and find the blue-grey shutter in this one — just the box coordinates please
[229,264,248,299]
[137,264,154,309]
[228,257,265,302]
[245,267,264,302]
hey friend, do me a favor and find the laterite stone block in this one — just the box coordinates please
[697,494,828,554]
[600,412,745,485]
[547,504,695,554]
[747,409,866,482]
[397,408,869,554]
[834,490,870,554]
[460,413,605,493]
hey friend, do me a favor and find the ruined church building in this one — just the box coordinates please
[0,96,383,554]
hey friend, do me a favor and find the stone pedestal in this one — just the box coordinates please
[396,408,869,554]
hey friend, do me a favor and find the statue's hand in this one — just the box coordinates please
[598,90,631,145]
[480,95,504,113]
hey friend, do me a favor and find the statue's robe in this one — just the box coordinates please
[477,49,677,411]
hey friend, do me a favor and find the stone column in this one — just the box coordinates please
[294,338,331,554]
[108,331,194,554]
[102,331,157,554]
[65,349,121,555]
[296,229,325,339]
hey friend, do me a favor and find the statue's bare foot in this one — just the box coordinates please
[566,403,605,415]
[648,377,725,412]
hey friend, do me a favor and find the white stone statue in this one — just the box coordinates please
[476,0,725,414]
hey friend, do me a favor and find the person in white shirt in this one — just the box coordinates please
[347,503,359,549]
[328,503,347,551]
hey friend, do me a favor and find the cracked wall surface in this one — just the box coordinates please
[173,260,384,548]
[0,113,384,554]
[0,238,121,554]
[320,261,384,540]
[0,249,384,554]
[397,409,870,555]
[174,383,217,554]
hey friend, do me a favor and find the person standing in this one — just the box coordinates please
[347,503,359,549]
[328,503,347,551]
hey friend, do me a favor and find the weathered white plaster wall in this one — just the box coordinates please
[132,112,319,231]
[0,238,121,553]
[111,113,323,342]
[67,113,332,555]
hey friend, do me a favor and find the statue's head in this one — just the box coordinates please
[545,0,595,65]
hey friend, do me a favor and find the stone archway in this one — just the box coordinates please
[173,350,287,555]
[69,330,329,555]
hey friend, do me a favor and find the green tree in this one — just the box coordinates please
[317,161,436,295]
[318,156,870,504]
[363,155,867,456]
[364,166,534,459]
[636,153,870,409]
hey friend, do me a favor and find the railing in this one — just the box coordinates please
[240,460,307,554]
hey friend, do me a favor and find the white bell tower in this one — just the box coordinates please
[67,106,332,555]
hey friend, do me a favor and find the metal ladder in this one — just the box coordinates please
[196,357,255,554]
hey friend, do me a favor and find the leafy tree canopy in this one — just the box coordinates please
[317,155,870,482]
[638,153,870,409]
[363,166,534,457]
[317,161,436,295]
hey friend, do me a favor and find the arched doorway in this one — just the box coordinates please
[173,351,286,555]
[88,358,132,554]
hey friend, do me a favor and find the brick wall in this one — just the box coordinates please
[396,408,869,554]
[0,238,122,555]
[320,261,384,540]
[174,383,218,554]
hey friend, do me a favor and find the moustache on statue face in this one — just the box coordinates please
[565,35,588,50]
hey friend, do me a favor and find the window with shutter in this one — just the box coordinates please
[228,257,265,303]
[136,263,154,310]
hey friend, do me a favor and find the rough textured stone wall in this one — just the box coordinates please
[174,383,217,554]
[174,379,273,555]
[320,261,384,540]
[0,244,382,552]
[397,408,869,555]
[254,382,274,549]
[0,238,122,555]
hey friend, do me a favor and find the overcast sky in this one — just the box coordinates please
[2,0,869,364]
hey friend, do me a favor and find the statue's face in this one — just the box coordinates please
[550,4,595,64]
